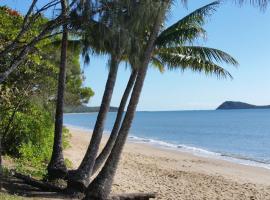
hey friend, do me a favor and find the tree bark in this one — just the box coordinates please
[110,193,156,200]
[0,133,2,180]
[92,70,137,175]
[67,55,120,192]
[13,172,65,193]
[0,134,2,190]
[84,3,168,199]
[47,0,68,180]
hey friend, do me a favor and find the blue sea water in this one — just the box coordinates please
[64,109,270,169]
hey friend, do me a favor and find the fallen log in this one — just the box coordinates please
[110,193,156,200]
[13,172,65,193]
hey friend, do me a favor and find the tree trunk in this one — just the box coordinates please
[0,135,1,168]
[67,55,120,192]
[83,65,147,200]
[84,3,168,199]
[0,133,2,178]
[47,0,68,180]
[92,70,137,175]
[110,193,156,200]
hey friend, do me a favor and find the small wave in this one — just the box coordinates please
[177,144,219,156]
[220,153,270,165]
[64,126,270,170]
[128,135,270,170]
[129,136,178,149]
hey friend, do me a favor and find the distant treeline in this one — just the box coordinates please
[64,105,118,113]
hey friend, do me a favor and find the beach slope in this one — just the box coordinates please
[65,127,270,200]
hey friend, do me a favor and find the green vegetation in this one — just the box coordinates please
[0,193,25,200]
[0,5,93,178]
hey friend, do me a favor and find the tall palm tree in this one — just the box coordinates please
[90,0,234,175]
[67,0,154,191]
[84,1,170,199]
[91,69,137,174]
[47,0,69,179]
[91,63,164,175]
[84,1,238,199]
[67,52,121,191]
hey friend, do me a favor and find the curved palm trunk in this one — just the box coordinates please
[67,55,120,192]
[92,70,137,175]
[0,134,2,189]
[84,66,147,200]
[84,4,168,199]
[0,134,2,174]
[47,0,68,180]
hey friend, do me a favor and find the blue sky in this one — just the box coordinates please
[1,0,270,111]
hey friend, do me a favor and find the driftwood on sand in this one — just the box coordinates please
[1,172,156,200]
[13,172,65,192]
[110,193,156,200]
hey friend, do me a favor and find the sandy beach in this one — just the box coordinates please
[65,127,270,200]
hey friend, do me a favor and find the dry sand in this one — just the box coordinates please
[65,127,270,200]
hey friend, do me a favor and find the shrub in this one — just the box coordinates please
[0,103,70,177]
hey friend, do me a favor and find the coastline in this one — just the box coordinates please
[64,126,270,199]
[65,124,270,170]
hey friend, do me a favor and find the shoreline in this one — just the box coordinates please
[64,126,270,199]
[65,124,270,171]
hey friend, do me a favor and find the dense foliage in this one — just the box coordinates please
[0,6,93,176]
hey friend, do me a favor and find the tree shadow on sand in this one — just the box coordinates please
[0,175,69,199]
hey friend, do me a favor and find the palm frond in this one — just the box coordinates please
[157,52,233,79]
[151,56,165,73]
[235,0,269,10]
[157,46,238,66]
[43,39,82,53]
[155,1,220,47]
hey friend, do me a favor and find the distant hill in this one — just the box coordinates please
[217,101,270,110]
[64,105,118,113]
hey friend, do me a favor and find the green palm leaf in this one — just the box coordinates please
[236,0,269,9]
[157,52,233,78]
[155,1,220,47]
[157,46,238,66]
[151,56,165,73]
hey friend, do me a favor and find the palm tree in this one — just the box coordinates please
[84,1,238,199]
[67,52,121,191]
[90,0,235,176]
[91,69,137,174]
[47,0,69,179]
[67,0,153,191]
[84,1,170,199]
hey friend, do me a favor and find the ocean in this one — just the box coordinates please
[64,109,270,169]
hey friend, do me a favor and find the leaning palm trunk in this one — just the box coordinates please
[67,55,120,191]
[92,70,137,175]
[84,66,147,200]
[0,134,2,174]
[84,3,168,199]
[47,0,68,180]
[0,135,2,189]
